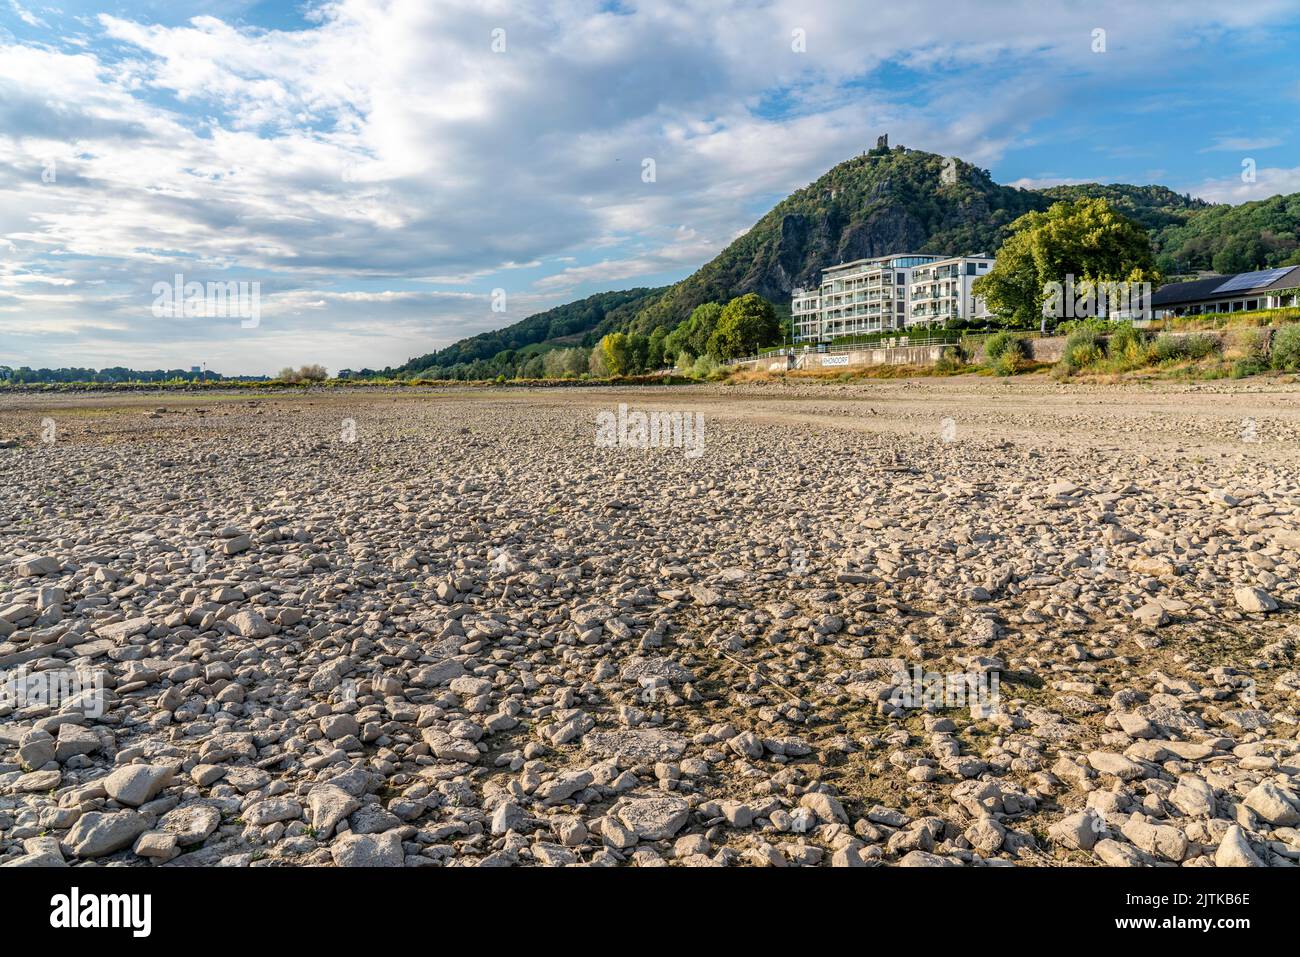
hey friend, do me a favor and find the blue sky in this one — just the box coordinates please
[2,0,1299,374]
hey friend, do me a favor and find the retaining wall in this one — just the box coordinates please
[740,335,1067,372]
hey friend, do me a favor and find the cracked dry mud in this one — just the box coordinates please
[1,378,1299,867]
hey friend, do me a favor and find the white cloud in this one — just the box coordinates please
[1007,176,1093,189]
[1189,166,1300,204]
[1200,136,1285,153]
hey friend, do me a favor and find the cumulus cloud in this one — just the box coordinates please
[1190,167,1300,205]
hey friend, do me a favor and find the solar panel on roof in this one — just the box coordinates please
[1212,268,1293,294]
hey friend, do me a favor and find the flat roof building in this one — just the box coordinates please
[793,253,994,342]
[908,256,994,328]
[1150,267,1300,318]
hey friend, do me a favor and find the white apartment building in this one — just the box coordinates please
[792,253,994,342]
[792,254,941,343]
[907,255,995,329]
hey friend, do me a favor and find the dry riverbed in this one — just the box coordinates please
[1,377,1299,867]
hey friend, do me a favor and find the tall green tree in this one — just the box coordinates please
[974,198,1159,327]
[598,332,631,376]
[647,327,666,369]
[707,293,780,359]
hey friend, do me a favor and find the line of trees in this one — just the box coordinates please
[400,292,783,381]
[0,366,253,384]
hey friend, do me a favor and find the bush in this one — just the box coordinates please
[691,354,720,378]
[1063,326,1102,355]
[1107,323,1141,356]
[277,364,327,383]
[992,349,1023,376]
[984,331,1029,363]
[934,346,966,374]
[1183,333,1223,359]
[1152,333,1222,363]
[1067,342,1104,368]
[1271,324,1300,371]
[1226,327,1270,363]
[1230,358,1269,379]
[1054,327,1104,375]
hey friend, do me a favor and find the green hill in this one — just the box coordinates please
[391,287,663,377]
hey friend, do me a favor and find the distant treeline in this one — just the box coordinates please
[0,366,268,384]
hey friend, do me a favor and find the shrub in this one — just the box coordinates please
[1055,327,1104,375]
[934,346,965,374]
[984,331,1029,363]
[1184,333,1223,359]
[1150,334,1184,362]
[1106,323,1142,357]
[691,354,720,378]
[1226,327,1270,363]
[992,349,1021,376]
[1271,324,1300,371]
[1067,342,1104,368]
[1063,326,1102,356]
[277,364,327,383]
[1230,358,1269,379]
[1152,332,1222,363]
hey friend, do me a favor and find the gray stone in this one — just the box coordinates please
[331,830,404,867]
[307,784,360,836]
[617,797,690,840]
[103,763,175,807]
[63,810,149,858]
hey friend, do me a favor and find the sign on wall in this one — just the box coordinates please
[821,355,850,367]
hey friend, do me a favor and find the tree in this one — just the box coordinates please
[647,327,666,369]
[542,349,568,378]
[624,333,649,375]
[663,301,723,363]
[707,293,780,359]
[1212,234,1268,274]
[974,198,1158,327]
[598,332,631,376]
[684,302,723,356]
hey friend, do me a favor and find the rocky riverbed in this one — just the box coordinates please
[1,379,1298,867]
